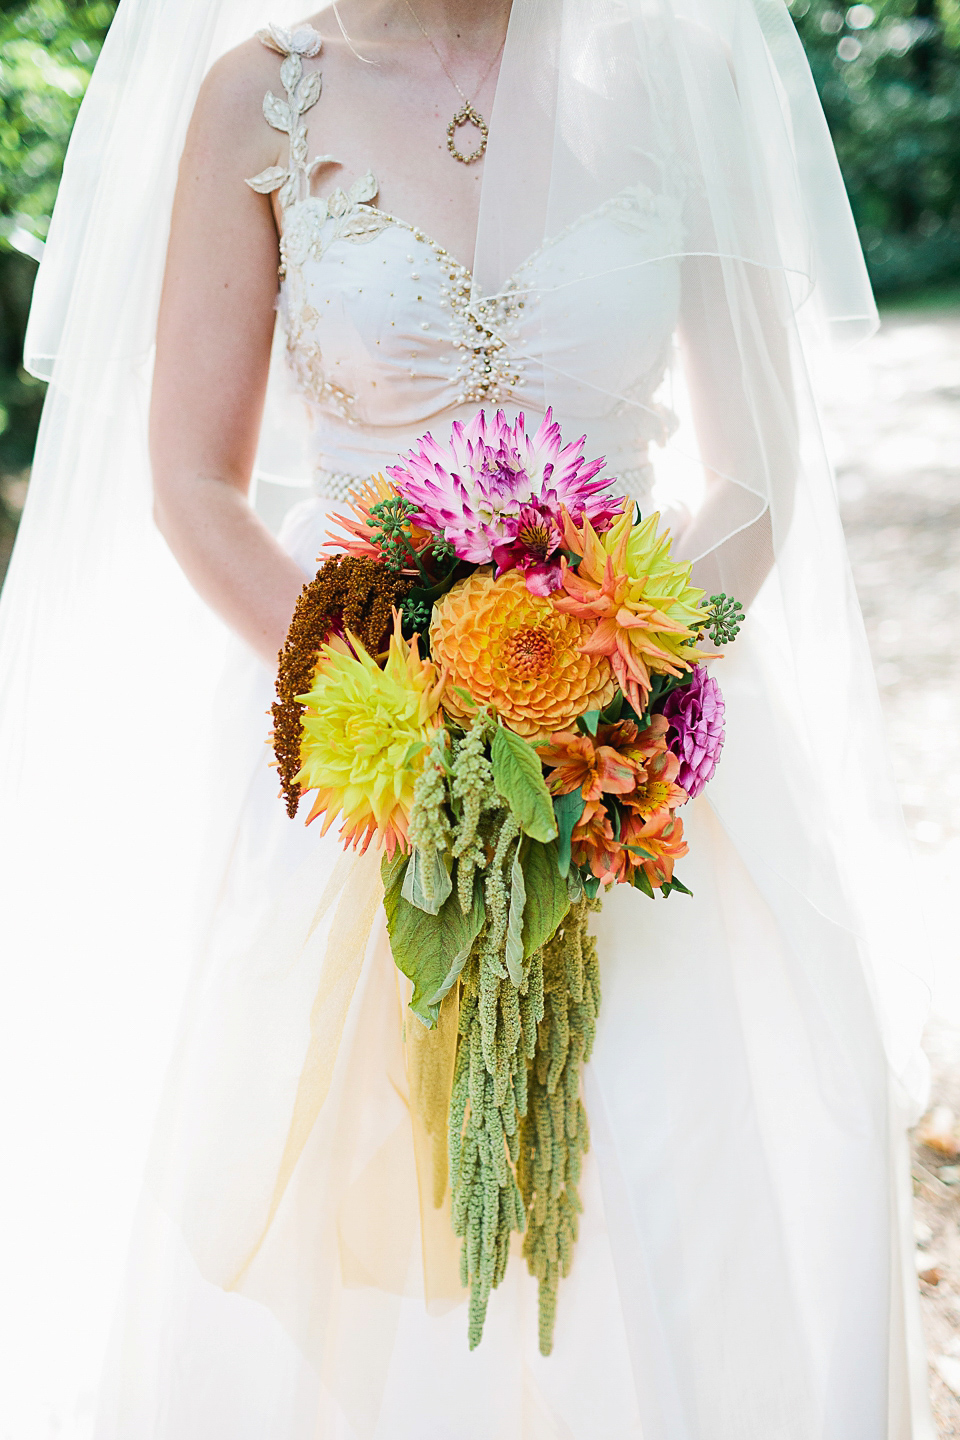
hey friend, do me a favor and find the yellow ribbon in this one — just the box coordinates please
[229,842,465,1306]
[228,844,384,1291]
[399,978,465,1306]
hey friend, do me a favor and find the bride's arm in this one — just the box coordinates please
[674,254,799,608]
[150,44,306,669]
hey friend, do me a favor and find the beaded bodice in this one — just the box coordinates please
[247,23,685,503]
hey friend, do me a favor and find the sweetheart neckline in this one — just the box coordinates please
[254,27,666,298]
[282,184,655,302]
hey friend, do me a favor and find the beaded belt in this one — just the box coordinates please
[312,469,369,503]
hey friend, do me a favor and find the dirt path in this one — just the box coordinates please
[820,303,960,1435]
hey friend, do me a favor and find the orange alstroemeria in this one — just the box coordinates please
[622,809,688,889]
[622,748,688,820]
[570,799,629,886]
[537,729,637,801]
[552,509,707,714]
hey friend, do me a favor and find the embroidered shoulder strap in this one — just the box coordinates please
[245,24,332,211]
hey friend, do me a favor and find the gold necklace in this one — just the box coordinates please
[404,0,506,164]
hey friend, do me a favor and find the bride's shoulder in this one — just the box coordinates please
[186,21,321,178]
[196,26,297,120]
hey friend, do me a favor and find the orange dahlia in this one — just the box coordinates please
[430,567,616,740]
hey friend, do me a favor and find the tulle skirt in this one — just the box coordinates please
[92,497,932,1440]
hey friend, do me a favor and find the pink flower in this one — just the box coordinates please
[491,500,565,595]
[387,408,623,587]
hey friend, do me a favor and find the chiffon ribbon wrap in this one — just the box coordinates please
[163,839,464,1313]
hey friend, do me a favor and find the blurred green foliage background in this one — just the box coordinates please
[0,0,958,569]
[793,0,960,294]
[0,0,115,568]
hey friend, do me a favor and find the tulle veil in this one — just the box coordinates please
[0,0,933,1432]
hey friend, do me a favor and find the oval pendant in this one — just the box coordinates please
[447,103,488,164]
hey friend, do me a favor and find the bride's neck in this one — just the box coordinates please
[400,0,511,35]
[336,0,512,46]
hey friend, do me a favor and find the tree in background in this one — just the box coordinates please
[791,0,960,292]
[0,0,115,567]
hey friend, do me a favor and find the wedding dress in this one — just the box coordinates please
[0,0,937,1434]
[86,24,930,1440]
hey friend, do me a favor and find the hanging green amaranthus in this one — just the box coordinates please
[518,897,600,1354]
[385,708,594,1354]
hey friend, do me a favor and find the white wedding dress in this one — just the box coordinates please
[92,26,930,1440]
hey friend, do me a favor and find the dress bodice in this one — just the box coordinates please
[247,23,684,504]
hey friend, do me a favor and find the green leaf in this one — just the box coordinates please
[631,867,656,899]
[505,842,526,986]
[577,709,601,737]
[490,726,558,842]
[408,566,461,606]
[566,867,584,904]
[664,873,693,898]
[403,740,427,766]
[520,839,570,957]
[608,797,622,843]
[647,671,692,710]
[599,691,624,724]
[452,685,478,710]
[582,871,601,900]
[384,866,485,1028]
[552,788,585,878]
[381,850,409,895]
[401,846,453,915]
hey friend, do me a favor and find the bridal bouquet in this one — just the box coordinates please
[273,409,741,1354]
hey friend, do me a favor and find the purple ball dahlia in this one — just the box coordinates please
[659,666,726,799]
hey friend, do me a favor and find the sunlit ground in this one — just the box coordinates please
[819,297,960,1435]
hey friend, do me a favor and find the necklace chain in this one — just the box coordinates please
[404,0,506,163]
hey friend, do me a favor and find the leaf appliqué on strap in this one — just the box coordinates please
[245,164,287,195]
[297,69,322,115]
[246,24,327,212]
[262,91,292,135]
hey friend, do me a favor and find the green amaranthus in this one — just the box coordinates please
[385,709,598,1354]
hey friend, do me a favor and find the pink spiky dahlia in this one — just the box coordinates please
[387,408,623,593]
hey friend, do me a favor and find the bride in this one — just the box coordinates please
[0,0,937,1435]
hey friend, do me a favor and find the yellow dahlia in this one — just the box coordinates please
[296,619,445,858]
[430,567,615,740]
[554,510,707,714]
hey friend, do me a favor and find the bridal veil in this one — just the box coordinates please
[0,0,931,1430]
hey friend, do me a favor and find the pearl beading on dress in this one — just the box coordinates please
[247,29,528,418]
[311,469,371,503]
[248,23,686,507]
[312,461,657,506]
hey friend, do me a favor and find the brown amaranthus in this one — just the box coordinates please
[272,554,415,816]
